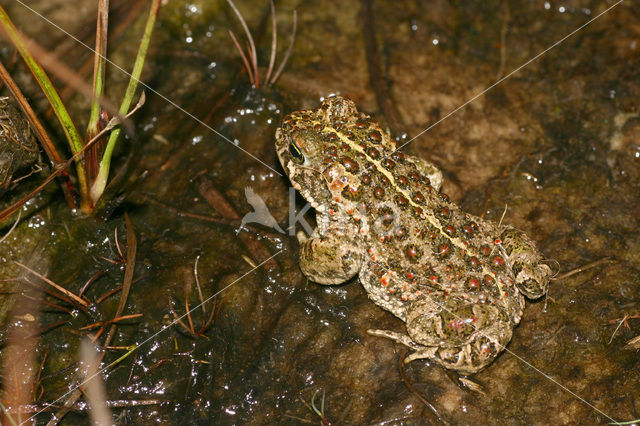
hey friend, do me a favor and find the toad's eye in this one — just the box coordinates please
[289,142,305,164]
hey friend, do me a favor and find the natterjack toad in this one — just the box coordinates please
[275,96,551,374]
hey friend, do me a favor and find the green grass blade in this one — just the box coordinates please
[91,0,160,203]
[86,0,109,141]
[85,0,110,187]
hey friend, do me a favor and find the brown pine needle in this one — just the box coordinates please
[100,256,125,265]
[21,277,78,308]
[245,40,259,87]
[33,346,49,400]
[79,270,106,297]
[80,313,143,331]
[264,0,277,85]
[227,0,258,85]
[553,257,615,281]
[95,285,123,304]
[168,298,192,334]
[228,30,255,85]
[22,293,73,315]
[609,315,628,344]
[103,345,134,350]
[185,297,194,335]
[114,227,124,258]
[0,210,21,245]
[193,255,205,315]
[14,261,89,307]
[90,327,105,343]
[270,10,297,85]
[609,314,640,326]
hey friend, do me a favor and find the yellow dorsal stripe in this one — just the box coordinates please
[325,125,504,296]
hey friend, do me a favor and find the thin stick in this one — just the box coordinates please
[185,297,194,335]
[264,0,277,85]
[0,210,21,244]
[33,346,49,400]
[80,313,143,330]
[609,314,628,344]
[22,293,73,316]
[14,261,89,308]
[104,212,137,345]
[193,255,205,316]
[95,285,122,304]
[497,203,508,227]
[228,30,255,85]
[21,277,81,311]
[78,270,105,297]
[227,0,258,87]
[168,299,192,333]
[85,0,110,182]
[552,257,615,281]
[270,10,296,85]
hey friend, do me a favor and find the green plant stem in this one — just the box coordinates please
[87,0,108,139]
[91,0,160,203]
[0,5,90,210]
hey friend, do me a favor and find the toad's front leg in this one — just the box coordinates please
[298,226,364,285]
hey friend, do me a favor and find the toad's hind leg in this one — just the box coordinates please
[370,294,514,374]
[298,226,363,285]
[500,226,552,299]
[403,336,508,375]
[366,328,504,375]
[366,329,424,350]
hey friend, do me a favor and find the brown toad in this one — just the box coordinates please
[275,96,551,374]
